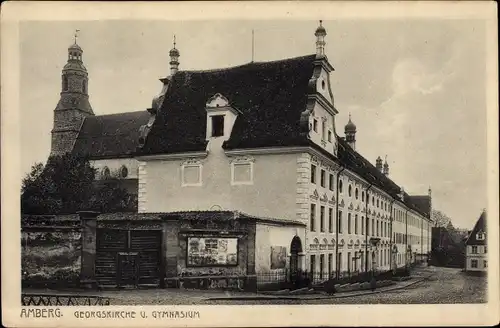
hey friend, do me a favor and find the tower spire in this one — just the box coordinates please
[344,113,357,151]
[74,29,80,44]
[169,34,180,76]
[383,155,389,176]
[314,20,327,57]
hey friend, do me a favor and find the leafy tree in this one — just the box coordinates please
[21,154,136,214]
[432,209,452,227]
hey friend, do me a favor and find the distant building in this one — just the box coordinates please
[465,210,487,273]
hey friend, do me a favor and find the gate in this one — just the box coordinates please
[96,229,162,288]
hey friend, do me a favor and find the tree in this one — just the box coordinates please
[432,210,452,227]
[21,154,136,214]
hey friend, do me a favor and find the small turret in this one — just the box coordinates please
[169,35,180,76]
[376,156,383,172]
[345,113,357,150]
[383,156,389,176]
[315,20,327,58]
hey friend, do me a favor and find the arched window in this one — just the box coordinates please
[62,76,68,91]
[361,191,365,202]
[102,166,111,179]
[82,80,87,94]
[120,165,128,178]
[355,188,359,199]
[348,185,352,197]
[377,199,379,208]
[339,180,343,193]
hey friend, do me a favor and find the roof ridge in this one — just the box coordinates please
[89,111,149,119]
[178,54,317,74]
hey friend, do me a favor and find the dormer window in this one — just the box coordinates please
[476,231,485,241]
[211,115,225,137]
[206,93,238,141]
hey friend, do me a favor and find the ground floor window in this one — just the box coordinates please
[471,259,478,268]
[328,253,333,277]
[310,255,316,272]
[320,254,325,279]
[484,260,487,268]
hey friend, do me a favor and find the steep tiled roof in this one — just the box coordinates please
[465,211,487,246]
[133,53,429,218]
[408,195,432,217]
[72,111,150,159]
[138,55,317,155]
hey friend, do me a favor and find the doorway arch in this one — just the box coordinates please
[289,236,303,277]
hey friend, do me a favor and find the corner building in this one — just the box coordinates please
[49,23,433,286]
[135,21,433,281]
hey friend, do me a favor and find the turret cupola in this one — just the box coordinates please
[169,35,180,76]
[376,156,383,171]
[383,156,389,176]
[315,20,327,57]
[345,113,357,150]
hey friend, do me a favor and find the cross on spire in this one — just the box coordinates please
[74,29,80,44]
[173,35,176,49]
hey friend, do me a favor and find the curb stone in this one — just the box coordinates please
[204,274,434,301]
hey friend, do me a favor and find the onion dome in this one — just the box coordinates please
[315,20,327,36]
[169,47,180,57]
[345,114,357,133]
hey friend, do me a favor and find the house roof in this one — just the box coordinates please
[72,111,150,159]
[138,54,317,155]
[408,195,432,217]
[465,211,487,245]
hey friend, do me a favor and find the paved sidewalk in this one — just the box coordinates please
[205,274,433,301]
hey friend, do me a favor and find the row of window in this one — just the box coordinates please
[182,162,253,186]
[310,165,394,211]
[309,205,391,238]
[471,245,487,254]
[470,259,487,269]
[100,165,129,179]
[309,249,396,275]
[312,118,333,143]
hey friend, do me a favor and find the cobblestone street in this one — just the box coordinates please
[95,266,486,305]
[204,267,487,305]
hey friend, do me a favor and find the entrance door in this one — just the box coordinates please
[289,236,303,286]
[96,229,162,288]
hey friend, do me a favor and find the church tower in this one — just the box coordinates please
[50,31,94,156]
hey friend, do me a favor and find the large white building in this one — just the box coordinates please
[50,21,433,285]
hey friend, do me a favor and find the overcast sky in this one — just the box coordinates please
[19,19,486,229]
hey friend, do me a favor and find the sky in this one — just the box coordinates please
[19,19,487,229]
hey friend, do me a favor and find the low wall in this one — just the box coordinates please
[22,215,82,288]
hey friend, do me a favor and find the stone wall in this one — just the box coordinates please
[21,215,82,288]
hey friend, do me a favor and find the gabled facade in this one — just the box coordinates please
[465,210,487,273]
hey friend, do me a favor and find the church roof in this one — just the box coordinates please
[465,211,487,246]
[138,54,317,155]
[72,111,150,159]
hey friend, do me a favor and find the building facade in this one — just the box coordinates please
[49,22,433,286]
[465,210,487,273]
